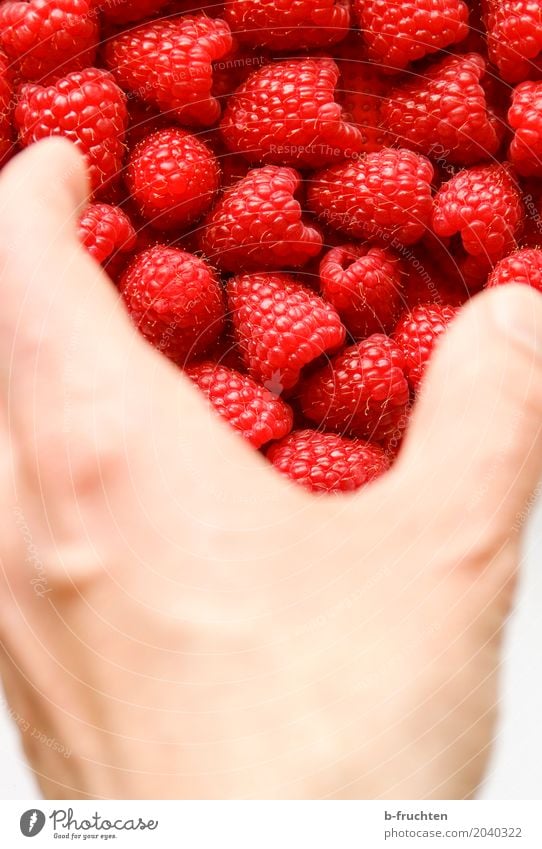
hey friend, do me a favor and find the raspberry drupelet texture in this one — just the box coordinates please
[227,272,346,391]
[393,304,458,392]
[0,0,98,83]
[104,16,233,128]
[486,248,542,292]
[126,128,220,232]
[299,334,410,442]
[432,165,525,264]
[220,57,363,168]
[15,67,128,197]
[307,148,434,246]
[0,51,13,165]
[186,361,293,449]
[120,246,226,366]
[319,243,404,337]
[352,0,469,71]
[485,0,542,83]
[382,53,502,166]
[222,0,350,51]
[77,203,136,277]
[199,166,323,273]
[508,81,542,177]
[267,429,390,494]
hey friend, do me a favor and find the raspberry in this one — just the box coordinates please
[199,166,323,273]
[77,202,136,280]
[222,0,350,51]
[99,0,167,24]
[401,242,468,309]
[382,53,502,166]
[227,272,346,391]
[352,0,469,70]
[126,128,220,232]
[220,57,363,168]
[319,243,404,337]
[267,430,390,494]
[486,248,542,292]
[299,334,410,442]
[120,246,225,365]
[307,148,434,246]
[432,165,524,263]
[0,51,14,165]
[104,16,233,128]
[509,81,542,177]
[0,0,98,83]
[393,304,458,392]
[485,0,542,83]
[15,67,128,197]
[186,361,293,449]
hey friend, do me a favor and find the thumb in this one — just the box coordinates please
[398,283,542,557]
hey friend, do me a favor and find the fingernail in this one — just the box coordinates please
[492,287,542,357]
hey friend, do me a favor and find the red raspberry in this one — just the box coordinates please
[104,16,233,128]
[0,0,98,83]
[227,272,346,391]
[126,128,220,232]
[186,361,293,449]
[485,0,542,83]
[267,430,390,494]
[222,0,350,51]
[486,248,542,292]
[432,165,524,264]
[393,304,458,392]
[307,148,434,246]
[120,246,225,366]
[199,166,323,273]
[15,67,128,197]
[77,202,136,280]
[509,81,542,177]
[352,0,469,71]
[319,243,404,337]
[299,335,410,442]
[220,57,363,168]
[0,51,14,165]
[401,242,468,309]
[99,0,167,24]
[382,53,502,166]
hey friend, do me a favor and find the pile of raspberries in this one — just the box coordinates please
[2,0,542,494]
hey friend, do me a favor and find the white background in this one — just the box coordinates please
[1,500,542,800]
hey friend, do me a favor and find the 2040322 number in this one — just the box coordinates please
[469,827,522,838]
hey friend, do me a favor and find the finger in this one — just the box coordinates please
[398,283,542,559]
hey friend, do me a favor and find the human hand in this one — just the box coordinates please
[1,139,542,800]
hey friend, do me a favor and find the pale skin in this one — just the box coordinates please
[1,139,542,800]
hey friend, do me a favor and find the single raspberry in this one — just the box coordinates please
[485,0,542,83]
[77,202,136,280]
[120,246,225,365]
[99,0,167,24]
[126,128,220,232]
[267,430,390,494]
[299,335,410,442]
[0,50,14,165]
[227,272,346,391]
[222,0,350,51]
[199,166,323,273]
[352,0,469,70]
[432,165,524,263]
[393,304,458,392]
[104,16,233,128]
[15,67,128,197]
[486,248,542,291]
[382,53,502,166]
[307,148,434,246]
[0,0,98,83]
[220,57,363,168]
[319,243,404,337]
[509,81,542,177]
[186,361,293,449]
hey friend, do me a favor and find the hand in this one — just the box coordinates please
[1,139,541,800]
